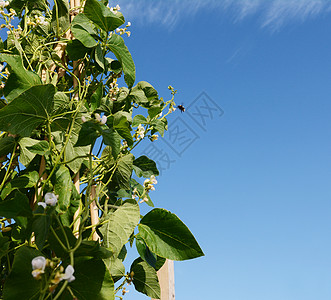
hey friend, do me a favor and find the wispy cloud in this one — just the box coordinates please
[116,0,331,31]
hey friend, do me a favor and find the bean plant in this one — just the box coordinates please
[0,0,204,299]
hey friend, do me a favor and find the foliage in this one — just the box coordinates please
[0,1,203,299]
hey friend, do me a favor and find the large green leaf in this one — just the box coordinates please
[71,14,98,48]
[99,200,140,256]
[3,246,43,300]
[0,191,32,218]
[133,155,159,178]
[101,128,121,159]
[18,138,41,166]
[130,258,160,299]
[108,34,135,88]
[0,236,10,259]
[0,84,55,137]
[54,165,72,211]
[1,171,39,199]
[113,111,133,146]
[113,153,134,190]
[138,209,204,261]
[32,213,50,250]
[135,236,157,268]
[62,258,114,300]
[51,0,70,36]
[103,256,125,283]
[0,136,15,157]
[0,54,42,101]
[84,0,124,32]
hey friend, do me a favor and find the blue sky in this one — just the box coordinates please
[116,1,331,299]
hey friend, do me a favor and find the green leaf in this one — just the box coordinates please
[151,119,166,137]
[18,138,40,166]
[148,106,162,119]
[75,241,113,259]
[113,153,134,190]
[0,84,55,137]
[48,226,76,259]
[130,258,160,299]
[138,208,204,261]
[32,213,50,250]
[101,128,121,158]
[137,81,159,102]
[71,14,98,48]
[133,156,159,178]
[54,165,72,211]
[0,54,42,101]
[66,39,90,60]
[136,236,157,268]
[53,91,70,114]
[84,0,125,32]
[75,122,99,146]
[95,43,105,70]
[0,136,15,157]
[99,199,140,257]
[62,257,114,300]
[3,246,43,300]
[0,191,32,218]
[26,140,49,155]
[108,34,135,88]
[51,0,70,36]
[0,236,10,259]
[90,83,103,111]
[132,114,148,127]
[103,255,126,283]
[113,112,133,146]
[1,171,39,199]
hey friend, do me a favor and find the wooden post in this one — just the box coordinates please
[152,260,175,300]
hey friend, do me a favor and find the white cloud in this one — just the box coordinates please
[116,0,331,30]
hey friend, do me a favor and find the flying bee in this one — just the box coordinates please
[177,104,185,113]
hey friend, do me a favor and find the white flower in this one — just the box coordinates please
[115,28,120,33]
[37,202,46,209]
[0,1,9,9]
[35,15,48,26]
[127,22,131,27]
[95,113,101,122]
[31,256,46,278]
[139,196,149,204]
[0,64,4,72]
[44,192,58,206]
[150,175,157,185]
[62,265,75,282]
[81,116,87,123]
[137,124,145,139]
[100,115,107,125]
[126,31,131,37]
[115,4,120,10]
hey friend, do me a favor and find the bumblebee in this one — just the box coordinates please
[177,105,185,113]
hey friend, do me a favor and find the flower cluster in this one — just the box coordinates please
[109,79,120,100]
[95,113,107,125]
[35,15,48,26]
[115,22,131,37]
[135,124,145,140]
[38,192,58,209]
[26,15,48,27]
[109,4,121,14]
[150,134,158,142]
[144,175,157,192]
[0,0,8,9]
[31,256,75,284]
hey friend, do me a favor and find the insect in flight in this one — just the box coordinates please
[177,104,185,113]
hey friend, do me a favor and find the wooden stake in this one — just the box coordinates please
[89,185,99,241]
[152,260,175,300]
